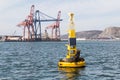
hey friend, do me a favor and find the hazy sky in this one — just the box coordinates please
[0,0,120,35]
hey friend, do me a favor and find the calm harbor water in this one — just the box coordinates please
[0,41,120,80]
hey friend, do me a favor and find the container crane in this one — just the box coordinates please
[34,10,41,40]
[45,11,61,40]
[17,5,62,41]
[17,5,35,41]
[33,10,62,40]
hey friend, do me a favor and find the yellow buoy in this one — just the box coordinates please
[58,61,85,68]
[58,13,86,68]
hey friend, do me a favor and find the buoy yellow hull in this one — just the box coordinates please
[58,61,85,68]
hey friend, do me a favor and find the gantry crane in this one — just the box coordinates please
[17,5,62,41]
[45,11,61,40]
[34,10,41,40]
[17,5,35,41]
[33,10,62,40]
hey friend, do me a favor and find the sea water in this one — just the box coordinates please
[0,41,120,80]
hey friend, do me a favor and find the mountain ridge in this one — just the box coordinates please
[61,27,120,40]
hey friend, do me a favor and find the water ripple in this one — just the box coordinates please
[0,41,120,80]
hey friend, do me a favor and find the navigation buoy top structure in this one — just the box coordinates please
[58,13,85,68]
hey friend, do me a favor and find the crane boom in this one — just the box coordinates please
[45,11,61,39]
[17,5,62,41]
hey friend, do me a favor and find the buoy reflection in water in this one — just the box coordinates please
[58,68,85,80]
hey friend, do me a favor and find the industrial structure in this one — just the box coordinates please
[17,5,62,41]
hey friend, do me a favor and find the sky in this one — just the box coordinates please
[0,0,120,35]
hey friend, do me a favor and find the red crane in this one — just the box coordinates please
[17,5,62,41]
[45,11,61,40]
[17,5,35,41]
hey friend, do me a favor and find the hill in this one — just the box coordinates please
[98,27,120,39]
[61,30,102,39]
[61,27,120,40]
